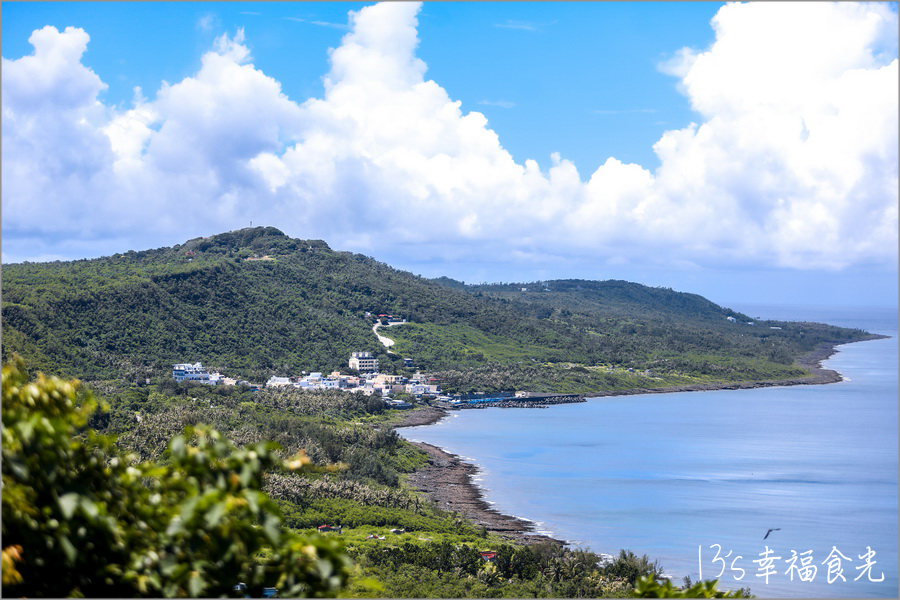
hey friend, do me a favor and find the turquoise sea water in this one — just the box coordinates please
[401,306,898,598]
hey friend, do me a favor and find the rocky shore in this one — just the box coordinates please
[393,406,565,546]
[406,439,565,546]
[391,340,861,548]
[391,405,447,428]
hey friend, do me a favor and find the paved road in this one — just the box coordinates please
[372,322,396,351]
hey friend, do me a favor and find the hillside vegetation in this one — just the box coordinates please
[2,227,873,392]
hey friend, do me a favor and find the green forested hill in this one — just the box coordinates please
[2,227,873,390]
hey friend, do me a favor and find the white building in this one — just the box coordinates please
[173,362,223,385]
[405,382,441,396]
[349,351,379,372]
[406,382,427,396]
[266,376,293,387]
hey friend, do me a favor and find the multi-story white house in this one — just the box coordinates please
[349,351,379,372]
[266,376,293,388]
[172,362,223,385]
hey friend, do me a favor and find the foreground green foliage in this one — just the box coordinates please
[1,358,351,597]
[357,540,625,597]
[633,576,752,598]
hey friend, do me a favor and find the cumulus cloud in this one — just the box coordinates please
[2,26,117,234]
[2,2,897,276]
[644,1,899,268]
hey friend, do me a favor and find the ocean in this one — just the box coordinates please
[400,305,898,598]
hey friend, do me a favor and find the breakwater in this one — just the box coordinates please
[446,393,585,410]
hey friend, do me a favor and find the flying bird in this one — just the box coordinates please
[764,528,781,540]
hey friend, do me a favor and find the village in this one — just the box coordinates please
[172,313,589,410]
[172,313,454,408]
[172,350,443,409]
[172,356,585,411]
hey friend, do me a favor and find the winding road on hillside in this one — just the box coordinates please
[373,321,406,354]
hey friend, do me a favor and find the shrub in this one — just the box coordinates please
[1,357,352,597]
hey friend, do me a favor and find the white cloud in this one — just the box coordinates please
[197,13,218,33]
[309,20,350,30]
[478,100,516,109]
[2,2,897,276]
[2,25,106,111]
[283,16,349,30]
[494,21,538,32]
[2,26,117,236]
[645,1,899,268]
[593,109,657,115]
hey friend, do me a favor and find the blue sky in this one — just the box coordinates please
[2,2,898,308]
[1,2,721,170]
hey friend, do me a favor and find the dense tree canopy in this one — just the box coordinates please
[1,357,351,597]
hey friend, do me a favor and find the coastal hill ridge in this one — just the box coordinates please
[1,226,874,393]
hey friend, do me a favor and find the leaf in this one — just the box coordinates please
[16,420,35,444]
[263,514,280,543]
[58,492,79,520]
[170,434,185,458]
[243,489,260,514]
[173,495,200,530]
[7,458,29,481]
[80,497,100,519]
[142,464,168,478]
[160,554,179,577]
[1,546,25,586]
[204,500,226,528]
[188,571,204,597]
[59,535,77,564]
[240,463,253,487]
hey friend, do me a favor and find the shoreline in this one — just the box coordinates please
[391,339,875,549]
[584,341,849,399]
[393,405,565,546]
